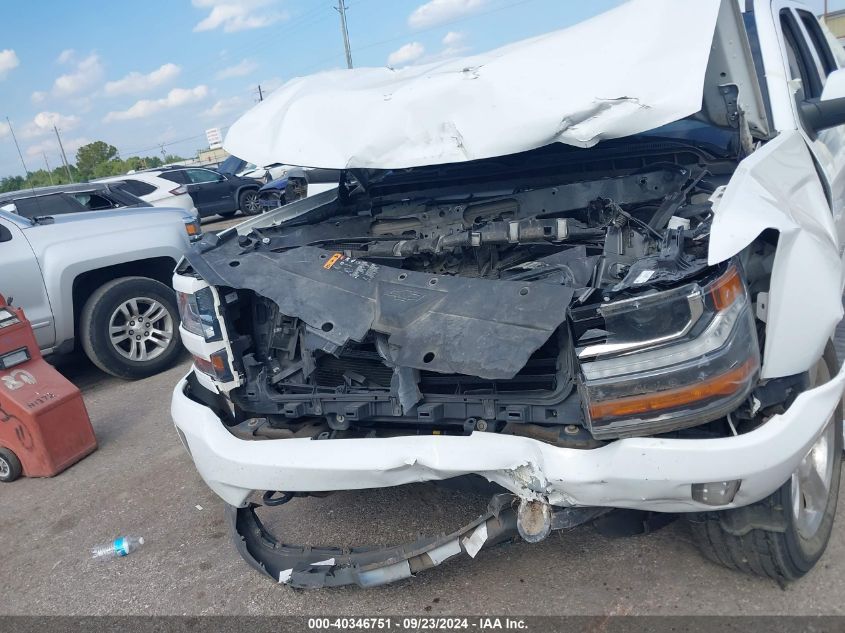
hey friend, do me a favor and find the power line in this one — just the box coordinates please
[118,122,237,158]
[120,133,208,157]
[296,0,541,76]
[176,5,334,82]
[355,0,541,57]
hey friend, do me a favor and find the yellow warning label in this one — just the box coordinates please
[323,253,344,269]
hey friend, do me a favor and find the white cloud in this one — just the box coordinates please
[26,136,89,160]
[437,30,470,58]
[193,0,286,33]
[53,53,103,97]
[104,63,181,96]
[0,121,9,138]
[0,49,20,80]
[201,96,245,118]
[388,42,426,67]
[215,58,258,80]
[31,91,47,104]
[20,111,81,139]
[442,31,465,47]
[56,49,75,64]
[104,85,210,122]
[408,0,486,29]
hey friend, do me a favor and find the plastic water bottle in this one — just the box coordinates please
[91,536,145,559]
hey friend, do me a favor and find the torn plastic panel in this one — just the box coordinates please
[228,495,608,589]
[188,245,574,380]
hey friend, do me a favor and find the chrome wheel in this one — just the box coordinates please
[108,297,174,362]
[241,191,261,214]
[791,383,837,541]
[0,458,9,479]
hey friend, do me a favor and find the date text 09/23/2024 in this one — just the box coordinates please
[307,617,529,630]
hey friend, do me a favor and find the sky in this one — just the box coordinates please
[0,0,840,178]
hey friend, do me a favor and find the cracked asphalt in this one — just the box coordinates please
[0,215,843,615]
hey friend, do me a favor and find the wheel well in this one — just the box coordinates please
[71,257,177,341]
[236,185,259,201]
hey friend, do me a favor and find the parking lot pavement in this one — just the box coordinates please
[201,214,246,234]
[0,349,842,617]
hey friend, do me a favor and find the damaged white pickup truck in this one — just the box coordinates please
[171,0,845,587]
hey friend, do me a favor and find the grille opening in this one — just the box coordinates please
[310,333,561,395]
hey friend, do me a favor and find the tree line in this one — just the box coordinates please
[1,140,187,194]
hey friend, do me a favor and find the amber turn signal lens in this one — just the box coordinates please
[709,265,743,311]
[210,353,227,373]
[589,357,758,421]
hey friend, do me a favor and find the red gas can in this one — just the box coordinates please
[0,294,97,482]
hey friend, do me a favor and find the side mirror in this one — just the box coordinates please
[801,97,845,133]
[801,68,845,134]
[0,224,11,243]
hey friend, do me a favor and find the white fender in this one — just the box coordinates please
[709,130,843,378]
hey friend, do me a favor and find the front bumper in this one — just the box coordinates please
[172,363,845,513]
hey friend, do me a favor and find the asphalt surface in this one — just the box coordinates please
[0,213,843,615]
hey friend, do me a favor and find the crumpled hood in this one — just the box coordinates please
[224,0,722,170]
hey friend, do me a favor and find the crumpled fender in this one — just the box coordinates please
[708,130,843,378]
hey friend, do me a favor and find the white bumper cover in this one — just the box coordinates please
[172,364,845,512]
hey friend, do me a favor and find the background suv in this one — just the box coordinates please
[96,173,198,217]
[151,166,261,219]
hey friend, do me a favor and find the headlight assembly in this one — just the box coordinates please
[578,264,760,439]
[176,287,222,342]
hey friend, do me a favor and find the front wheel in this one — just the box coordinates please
[0,447,22,482]
[239,189,262,216]
[688,345,842,581]
[79,277,183,380]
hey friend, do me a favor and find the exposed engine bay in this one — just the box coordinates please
[183,138,780,446]
[169,0,845,588]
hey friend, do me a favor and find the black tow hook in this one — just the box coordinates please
[263,491,297,506]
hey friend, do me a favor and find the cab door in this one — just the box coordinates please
[770,2,845,249]
[0,217,55,349]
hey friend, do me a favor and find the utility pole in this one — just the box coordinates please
[53,125,73,183]
[6,117,32,188]
[42,153,54,185]
[257,84,264,102]
[335,1,353,69]
[160,144,167,162]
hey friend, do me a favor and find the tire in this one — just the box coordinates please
[688,344,843,582]
[0,447,22,482]
[217,211,238,219]
[239,189,261,216]
[79,276,183,380]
